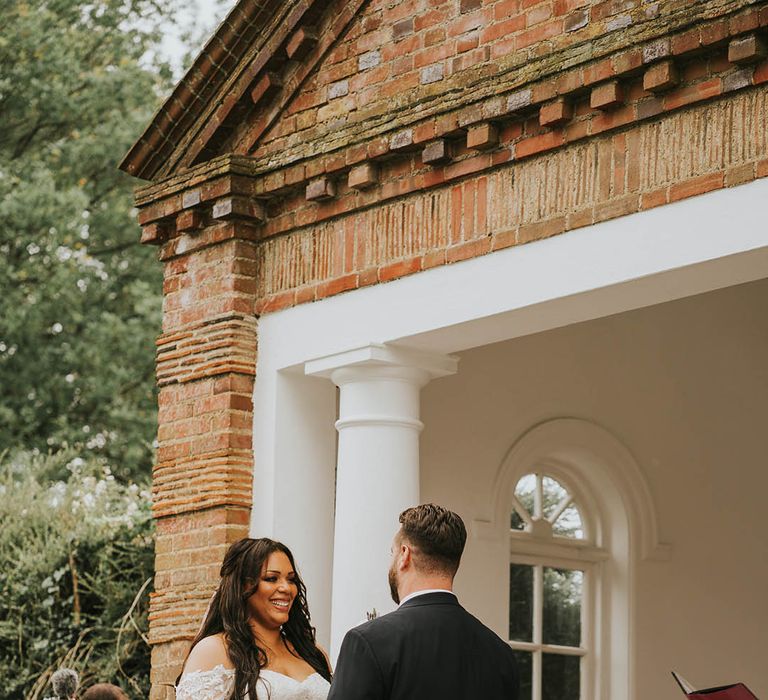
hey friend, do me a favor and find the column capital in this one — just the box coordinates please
[304,343,458,383]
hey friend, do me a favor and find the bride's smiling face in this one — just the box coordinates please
[246,551,298,629]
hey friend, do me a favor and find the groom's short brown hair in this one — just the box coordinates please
[398,504,467,576]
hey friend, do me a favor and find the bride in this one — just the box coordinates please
[176,538,331,700]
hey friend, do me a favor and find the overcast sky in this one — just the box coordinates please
[161,0,235,77]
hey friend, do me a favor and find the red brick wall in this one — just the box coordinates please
[251,84,768,313]
[245,0,763,163]
[147,231,258,699]
[150,508,249,696]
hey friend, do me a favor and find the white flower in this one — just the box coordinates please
[67,457,85,471]
[48,481,66,508]
[56,246,73,262]
[86,433,106,449]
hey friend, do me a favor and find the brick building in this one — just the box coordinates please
[121,1,768,697]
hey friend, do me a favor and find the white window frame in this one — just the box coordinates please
[473,418,669,700]
[508,471,608,700]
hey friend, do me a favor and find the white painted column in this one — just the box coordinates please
[306,344,457,659]
[251,366,337,649]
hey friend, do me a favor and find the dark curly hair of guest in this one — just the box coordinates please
[182,538,331,700]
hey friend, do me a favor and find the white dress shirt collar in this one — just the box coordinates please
[398,588,456,607]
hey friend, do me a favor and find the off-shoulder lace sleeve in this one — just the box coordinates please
[176,664,235,700]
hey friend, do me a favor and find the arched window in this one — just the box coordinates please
[508,472,607,700]
[476,419,669,700]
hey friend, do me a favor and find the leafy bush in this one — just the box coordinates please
[0,451,154,699]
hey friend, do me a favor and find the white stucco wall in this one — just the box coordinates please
[419,278,768,699]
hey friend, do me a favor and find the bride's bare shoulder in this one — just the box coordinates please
[183,634,234,674]
[318,644,333,674]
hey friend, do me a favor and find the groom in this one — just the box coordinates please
[328,504,519,700]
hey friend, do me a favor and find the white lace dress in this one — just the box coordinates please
[176,664,330,700]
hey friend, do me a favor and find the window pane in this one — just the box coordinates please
[552,502,584,539]
[542,653,580,700]
[514,474,536,515]
[543,567,582,647]
[510,508,526,531]
[509,563,533,642]
[513,650,533,700]
[542,476,569,519]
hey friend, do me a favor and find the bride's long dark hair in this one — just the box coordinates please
[184,537,331,700]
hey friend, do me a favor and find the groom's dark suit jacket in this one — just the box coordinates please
[327,592,519,700]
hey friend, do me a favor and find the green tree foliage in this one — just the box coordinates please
[0,451,154,699]
[0,0,184,480]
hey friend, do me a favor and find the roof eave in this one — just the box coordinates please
[119,0,278,181]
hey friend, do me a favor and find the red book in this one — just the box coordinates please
[672,671,759,699]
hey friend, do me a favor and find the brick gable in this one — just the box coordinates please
[134,2,768,275]
[120,0,337,181]
[123,0,764,183]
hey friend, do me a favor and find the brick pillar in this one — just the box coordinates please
[136,170,264,699]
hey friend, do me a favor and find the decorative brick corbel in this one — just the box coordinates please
[591,80,624,110]
[211,196,266,222]
[140,221,172,245]
[306,177,336,201]
[422,139,452,165]
[176,209,204,232]
[286,26,318,61]
[466,122,499,150]
[348,163,378,190]
[539,97,573,127]
[643,59,679,93]
[728,34,768,65]
[251,72,284,105]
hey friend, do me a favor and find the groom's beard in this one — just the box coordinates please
[388,564,400,604]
